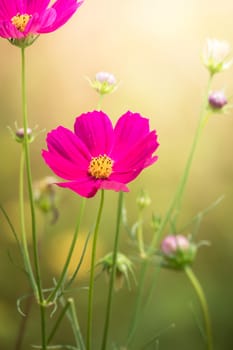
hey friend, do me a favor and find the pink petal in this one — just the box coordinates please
[98,180,129,193]
[0,0,23,19]
[46,126,91,165]
[42,150,87,180]
[26,0,50,14]
[56,178,99,198]
[38,0,82,33]
[27,9,56,34]
[42,125,92,182]
[74,111,114,157]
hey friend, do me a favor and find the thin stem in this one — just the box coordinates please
[86,190,105,350]
[46,198,86,303]
[68,298,85,350]
[19,150,37,292]
[126,258,148,347]
[150,74,214,248]
[97,94,104,111]
[0,203,20,247]
[40,303,47,350]
[184,266,213,350]
[21,47,47,349]
[21,47,43,301]
[125,74,214,347]
[101,192,124,350]
[47,301,70,345]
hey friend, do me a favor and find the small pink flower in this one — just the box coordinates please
[0,0,83,39]
[42,111,159,198]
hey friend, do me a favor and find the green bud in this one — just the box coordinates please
[33,176,59,223]
[136,190,151,210]
[98,252,135,291]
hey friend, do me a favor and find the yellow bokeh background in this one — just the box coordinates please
[0,0,233,349]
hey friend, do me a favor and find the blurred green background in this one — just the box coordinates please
[0,0,233,349]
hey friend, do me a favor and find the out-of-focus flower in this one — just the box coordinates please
[34,176,59,224]
[0,0,83,47]
[98,252,135,291]
[88,72,117,95]
[42,110,159,198]
[160,234,197,270]
[202,38,232,75]
[208,90,228,110]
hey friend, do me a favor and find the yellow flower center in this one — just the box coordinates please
[11,13,32,32]
[88,154,113,179]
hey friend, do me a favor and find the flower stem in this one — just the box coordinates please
[47,300,70,345]
[46,198,86,303]
[21,47,47,349]
[68,298,86,350]
[21,47,43,301]
[86,190,105,350]
[126,74,214,346]
[101,191,124,350]
[19,150,37,292]
[126,258,148,347]
[150,74,214,248]
[184,266,213,350]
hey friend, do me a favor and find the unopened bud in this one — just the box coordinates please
[136,190,151,210]
[88,72,117,95]
[98,252,135,291]
[160,234,196,270]
[15,127,33,143]
[33,176,59,223]
[208,90,227,110]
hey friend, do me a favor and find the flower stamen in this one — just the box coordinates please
[88,154,113,179]
[11,13,32,32]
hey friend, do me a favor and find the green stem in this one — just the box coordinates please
[46,198,86,303]
[40,303,47,350]
[101,191,124,350]
[47,301,70,345]
[125,74,214,346]
[86,190,105,350]
[150,74,214,248]
[126,258,148,347]
[21,47,43,301]
[68,298,85,350]
[21,47,47,349]
[184,266,213,350]
[19,150,37,292]
[97,94,104,111]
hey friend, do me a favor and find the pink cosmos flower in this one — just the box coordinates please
[42,111,159,198]
[0,0,83,39]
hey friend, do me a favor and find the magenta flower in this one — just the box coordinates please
[42,111,159,198]
[0,0,83,39]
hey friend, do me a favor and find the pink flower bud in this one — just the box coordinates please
[160,234,197,270]
[208,90,227,109]
[161,235,190,256]
[95,72,116,85]
[15,127,33,143]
